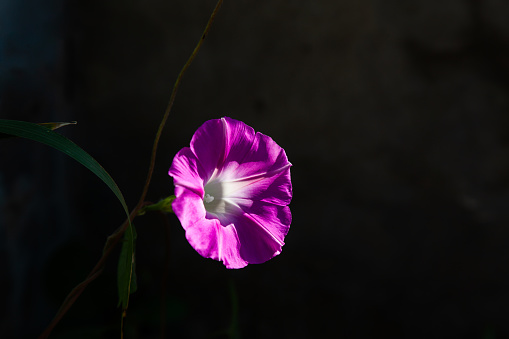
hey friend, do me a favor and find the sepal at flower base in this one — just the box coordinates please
[138,195,176,215]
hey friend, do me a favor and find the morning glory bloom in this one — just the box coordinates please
[169,117,292,269]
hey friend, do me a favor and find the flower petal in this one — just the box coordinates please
[168,147,207,197]
[172,186,248,269]
[219,123,291,183]
[189,117,291,183]
[256,168,292,205]
[190,119,227,181]
[233,203,291,264]
[216,222,250,269]
[245,202,291,249]
[220,117,257,168]
[223,166,292,206]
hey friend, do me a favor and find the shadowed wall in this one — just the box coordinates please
[1,0,509,338]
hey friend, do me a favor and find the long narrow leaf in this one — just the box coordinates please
[118,223,137,309]
[0,119,129,217]
[0,119,136,309]
[0,120,76,139]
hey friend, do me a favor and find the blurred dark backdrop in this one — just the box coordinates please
[1,0,509,338]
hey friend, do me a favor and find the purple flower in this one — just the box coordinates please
[168,117,292,269]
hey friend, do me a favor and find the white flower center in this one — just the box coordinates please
[202,179,227,215]
[203,193,215,203]
[202,173,252,223]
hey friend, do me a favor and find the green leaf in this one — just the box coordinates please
[37,121,78,130]
[118,222,137,309]
[0,119,136,309]
[0,120,76,139]
[0,119,129,218]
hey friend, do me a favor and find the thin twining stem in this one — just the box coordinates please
[38,1,223,338]
[39,207,141,339]
[138,0,224,208]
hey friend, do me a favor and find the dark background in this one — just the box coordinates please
[1,0,509,338]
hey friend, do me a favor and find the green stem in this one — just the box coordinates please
[137,0,224,209]
[38,1,224,337]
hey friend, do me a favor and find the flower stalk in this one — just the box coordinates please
[39,1,224,337]
[138,195,176,215]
